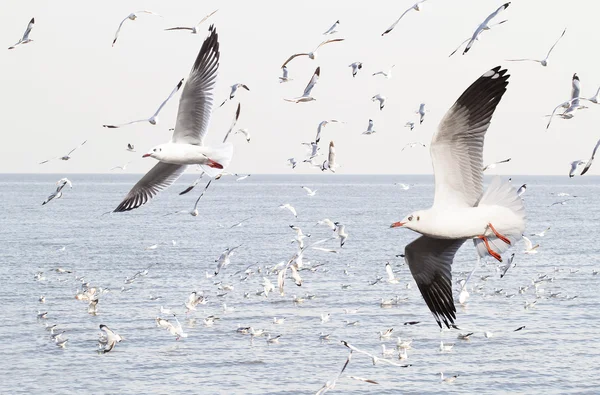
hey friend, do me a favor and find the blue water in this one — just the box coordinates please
[1,174,599,394]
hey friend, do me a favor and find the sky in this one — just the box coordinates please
[1,0,599,175]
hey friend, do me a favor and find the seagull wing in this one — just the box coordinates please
[67,140,87,156]
[546,100,572,130]
[165,27,194,31]
[464,3,510,54]
[196,9,219,27]
[328,141,335,168]
[22,17,35,40]
[580,138,600,175]
[545,28,566,60]
[381,7,412,36]
[112,16,129,46]
[152,78,184,117]
[281,53,309,69]
[405,236,466,328]
[303,67,320,97]
[385,263,395,281]
[179,173,204,195]
[431,66,509,208]
[113,163,187,212]
[171,25,219,146]
[314,38,345,51]
[522,236,533,250]
[135,10,163,17]
[222,103,241,143]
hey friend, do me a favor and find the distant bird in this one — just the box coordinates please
[546,74,588,130]
[385,262,399,284]
[39,140,87,164]
[98,324,122,354]
[42,178,72,205]
[284,67,320,103]
[500,253,516,278]
[321,141,337,173]
[222,103,241,143]
[164,9,218,34]
[235,174,250,181]
[372,65,395,79]
[417,103,427,124]
[214,245,241,276]
[110,162,131,171]
[317,218,336,230]
[302,186,317,196]
[235,128,251,142]
[396,183,410,190]
[530,226,550,237]
[229,217,252,229]
[302,141,320,159]
[287,158,297,169]
[580,138,600,176]
[440,372,459,384]
[156,316,187,340]
[279,204,297,218]
[103,78,183,128]
[439,341,454,352]
[405,122,415,131]
[588,86,600,104]
[315,120,342,144]
[448,20,508,57]
[334,222,348,247]
[281,39,345,68]
[506,28,566,67]
[219,83,250,107]
[483,158,511,172]
[463,2,510,55]
[517,184,527,197]
[112,11,162,47]
[349,62,363,77]
[363,119,376,135]
[113,26,233,212]
[550,199,570,207]
[569,160,586,177]
[323,20,340,35]
[188,180,212,216]
[382,0,427,36]
[127,143,136,152]
[372,94,386,110]
[8,18,35,50]
[401,142,426,151]
[522,236,539,254]
[315,351,352,395]
[279,66,292,83]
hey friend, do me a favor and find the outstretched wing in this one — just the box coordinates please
[152,78,184,117]
[303,67,320,97]
[281,53,309,69]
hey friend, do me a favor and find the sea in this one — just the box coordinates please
[1,174,599,394]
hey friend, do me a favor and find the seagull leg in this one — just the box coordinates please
[487,223,511,245]
[477,236,502,262]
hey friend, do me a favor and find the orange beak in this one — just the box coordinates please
[390,221,405,228]
[142,153,151,158]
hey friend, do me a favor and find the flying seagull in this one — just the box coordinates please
[112,11,162,47]
[321,141,337,173]
[39,140,87,164]
[235,128,251,142]
[568,160,586,177]
[449,20,508,57]
[8,18,35,50]
[284,67,320,103]
[219,83,250,107]
[382,1,427,36]
[113,25,233,212]
[98,324,122,354]
[164,9,218,34]
[42,178,72,205]
[222,103,241,143]
[506,28,566,67]
[390,66,524,328]
[463,3,510,55]
[214,245,241,275]
[417,103,427,124]
[315,120,342,144]
[279,66,292,83]
[372,65,395,79]
[363,119,376,135]
[281,39,344,68]
[372,94,386,110]
[580,138,600,176]
[483,158,511,172]
[349,62,363,78]
[323,20,340,35]
[103,78,183,128]
[127,143,136,152]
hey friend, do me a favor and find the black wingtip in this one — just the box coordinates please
[30,18,35,24]
[315,67,320,76]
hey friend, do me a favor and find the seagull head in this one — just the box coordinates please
[390,211,424,230]
[143,144,166,159]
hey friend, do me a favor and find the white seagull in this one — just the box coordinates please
[372,94,386,110]
[405,122,415,131]
[321,141,337,173]
[284,67,320,103]
[214,245,241,276]
[113,26,233,212]
[39,140,87,164]
[127,144,136,152]
[279,66,293,83]
[315,120,342,144]
[112,11,162,47]
[568,160,586,177]
[530,226,550,237]
[302,186,317,196]
[323,20,340,35]
[349,62,363,78]
[8,18,35,50]
[382,0,427,36]
[279,203,298,218]
[281,39,344,68]
[506,28,566,67]
[334,222,348,247]
[500,252,516,278]
[288,158,297,169]
[98,324,122,354]
[390,67,524,328]
[164,9,218,34]
[448,20,508,57]
[385,262,400,284]
[372,65,395,79]
[401,142,426,151]
[580,138,600,176]
[42,178,72,205]
[103,78,183,128]
[522,236,539,254]
[222,103,241,143]
[483,158,511,172]
[219,83,250,107]
[417,103,427,124]
[235,128,251,143]
[463,3,510,55]
[363,119,376,135]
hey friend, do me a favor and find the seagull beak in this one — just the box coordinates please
[390,221,405,228]
[142,153,151,158]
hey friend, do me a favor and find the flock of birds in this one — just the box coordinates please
[14,1,600,392]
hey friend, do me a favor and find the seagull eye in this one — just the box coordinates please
[159,148,162,152]
[408,215,413,221]
[153,149,156,152]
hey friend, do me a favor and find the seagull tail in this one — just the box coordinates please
[474,177,525,259]
[200,143,234,178]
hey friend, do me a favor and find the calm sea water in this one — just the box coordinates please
[1,174,599,394]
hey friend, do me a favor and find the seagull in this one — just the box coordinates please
[321,141,337,173]
[302,186,317,196]
[440,372,459,383]
[235,128,251,142]
[463,3,510,55]
[8,18,35,50]
[303,141,320,159]
[229,217,252,228]
[288,158,297,169]
[279,203,297,218]
[222,103,241,143]
[284,67,320,103]
[500,252,516,278]
[506,28,566,67]
[522,236,539,254]
[417,103,427,124]
[185,291,207,312]
[580,138,600,176]
[103,78,183,128]
[405,122,415,131]
[372,65,395,79]
[214,245,241,276]
[315,120,342,144]
[550,199,571,207]
[382,1,427,36]
[112,11,162,47]
[185,179,212,216]
[588,86,600,104]
[340,341,410,367]
[385,262,400,284]
[390,67,524,328]
[98,324,122,354]
[178,173,205,195]
[110,162,131,171]
[483,158,511,172]
[372,94,386,110]
[42,178,72,205]
[164,9,218,34]
[113,26,234,212]
[517,184,527,196]
[281,39,344,68]
[546,74,589,130]
[39,140,87,164]
[279,66,293,83]
[235,174,250,181]
[349,62,363,78]
[127,143,136,152]
[448,20,508,57]
[396,183,410,190]
[363,119,376,135]
[219,83,250,107]
[401,142,426,152]
[531,227,550,237]
[156,316,187,340]
[569,160,586,177]
[315,351,352,395]
[334,222,348,247]
[317,219,336,230]
[323,20,340,35]
[439,341,454,352]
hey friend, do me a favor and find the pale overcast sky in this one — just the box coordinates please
[1,0,599,175]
